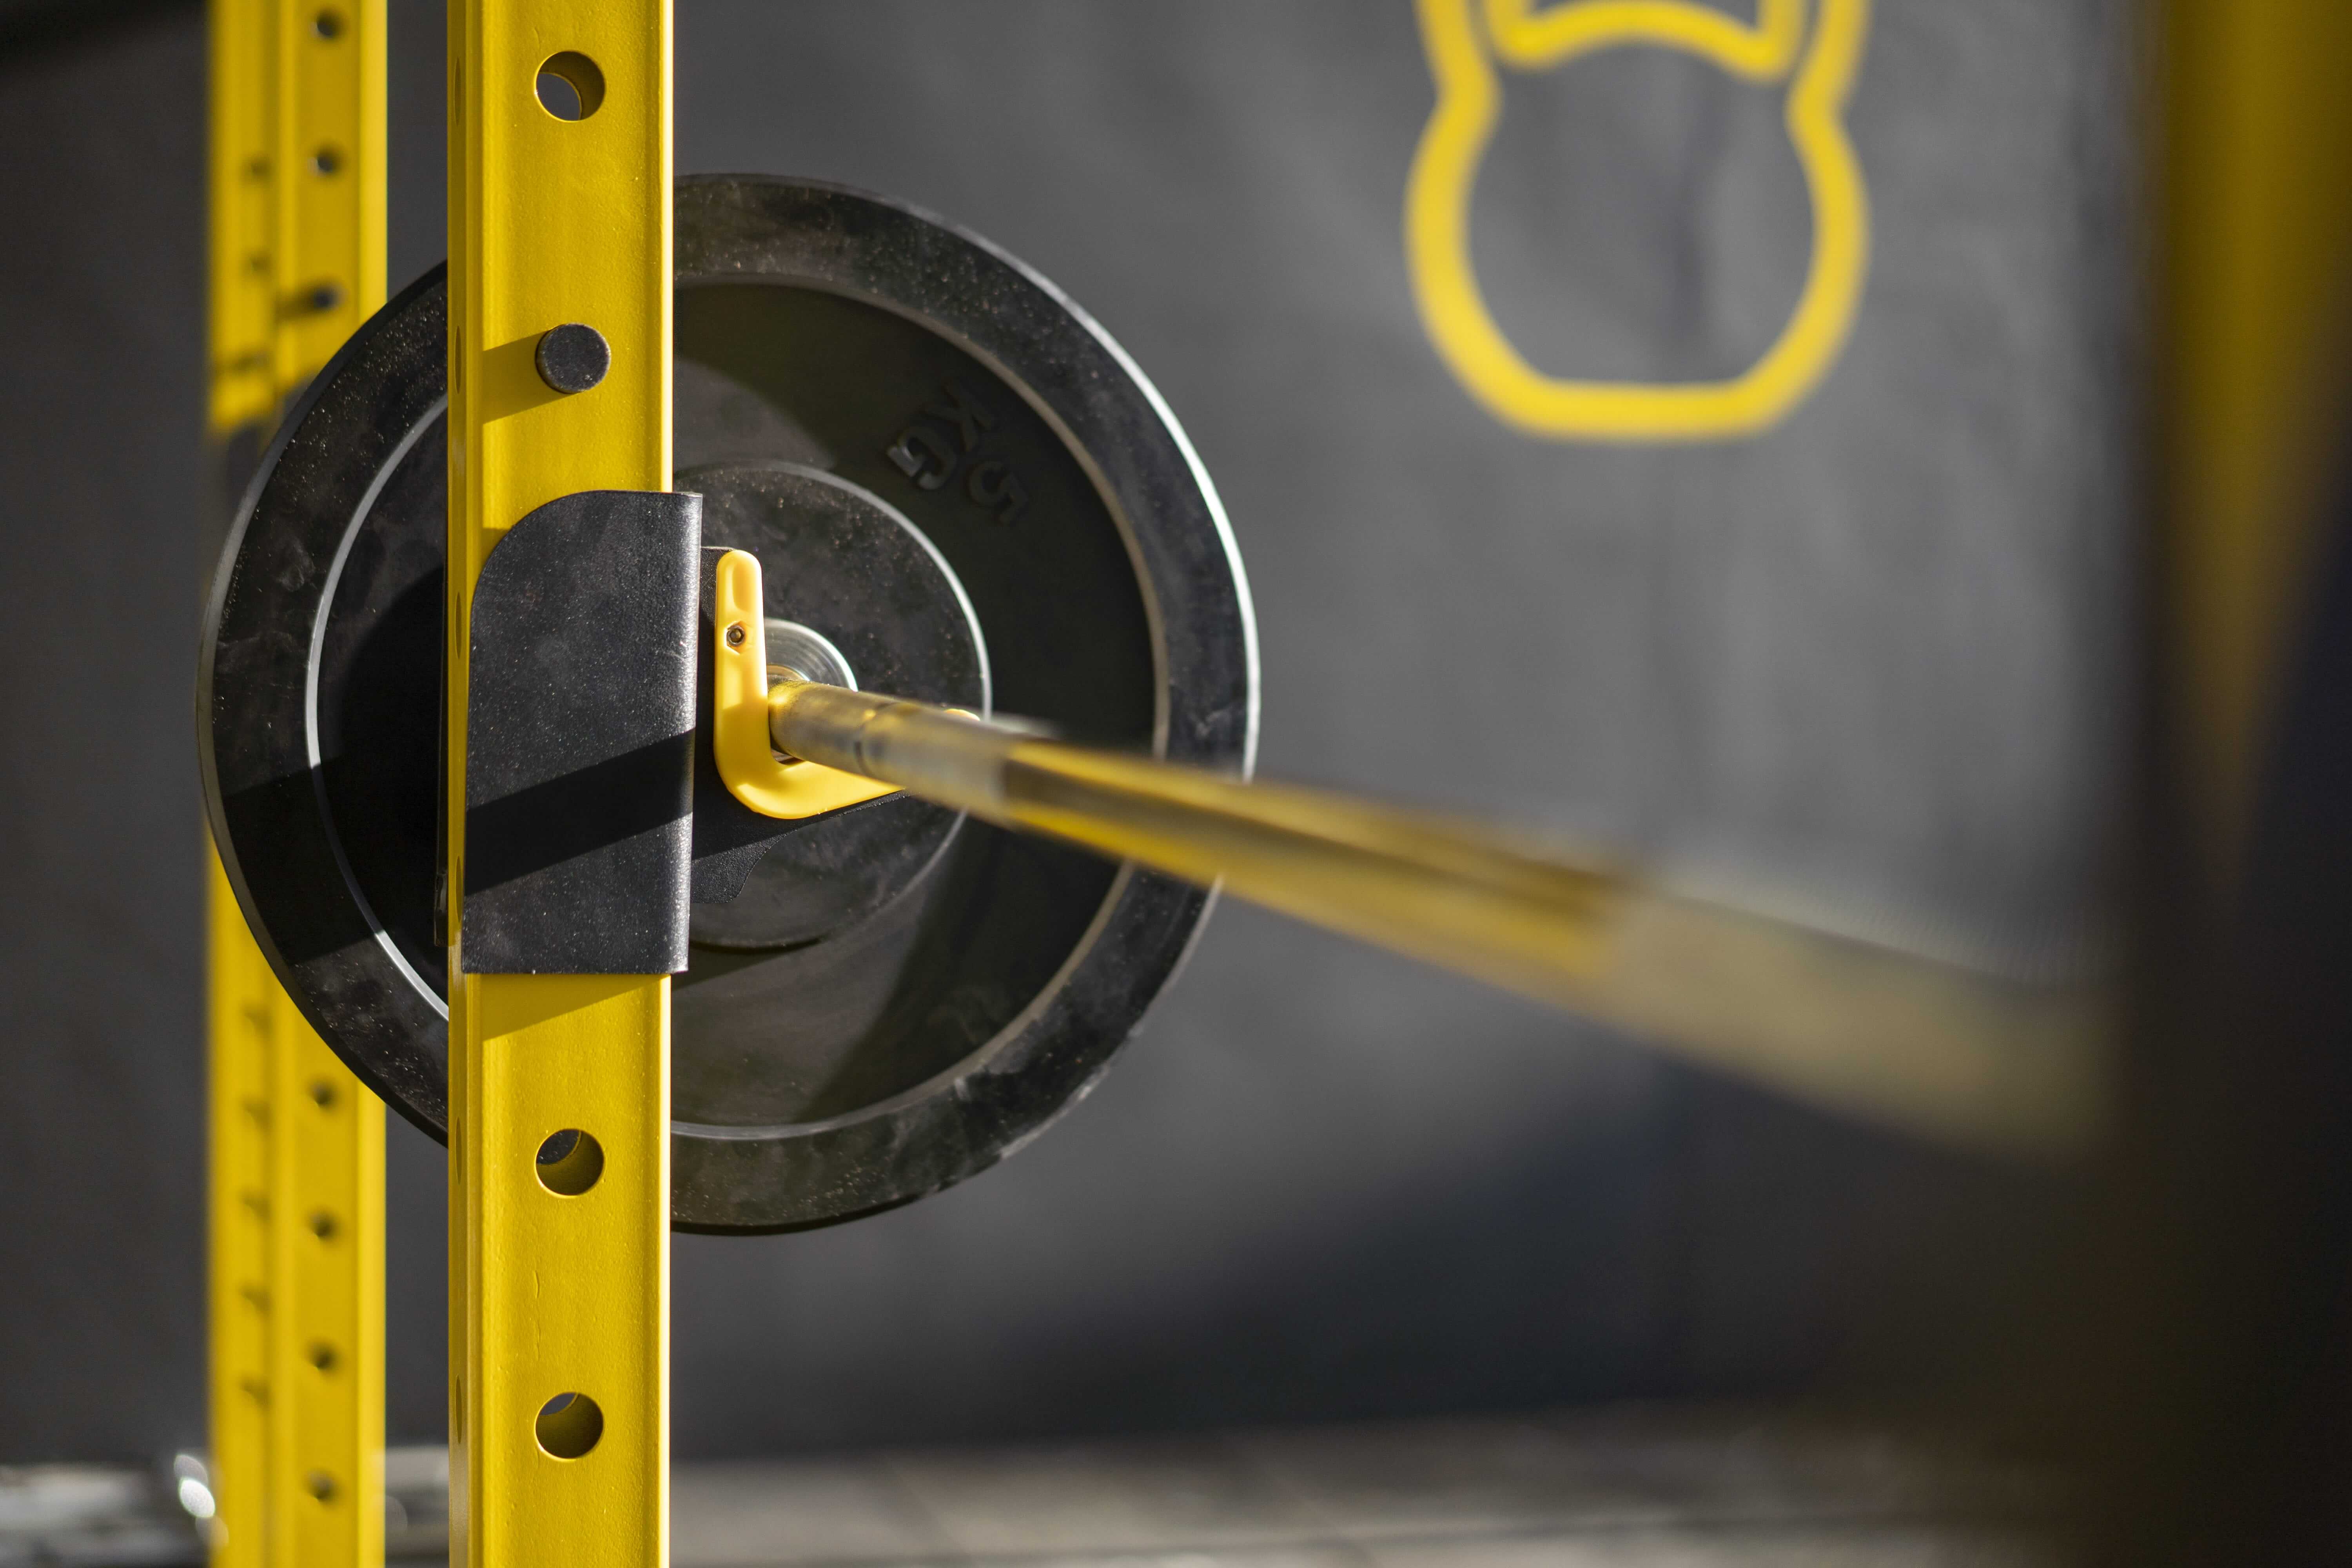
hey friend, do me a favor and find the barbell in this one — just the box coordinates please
[200,175,2104,1235]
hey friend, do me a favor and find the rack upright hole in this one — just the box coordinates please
[535,1129,604,1196]
[535,52,604,120]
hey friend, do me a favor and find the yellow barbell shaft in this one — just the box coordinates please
[766,678,2108,1160]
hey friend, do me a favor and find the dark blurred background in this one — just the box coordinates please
[0,0,2129,1463]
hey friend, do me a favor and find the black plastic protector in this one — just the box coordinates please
[462,490,702,975]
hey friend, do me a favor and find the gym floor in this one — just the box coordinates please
[2,1407,2053,1567]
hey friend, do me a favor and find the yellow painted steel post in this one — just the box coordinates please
[206,10,276,1559]
[263,4,389,1562]
[207,1,387,1564]
[446,4,674,1564]
[264,996,386,1568]
[204,863,273,1568]
[272,0,387,386]
[2158,0,2352,867]
[208,0,276,438]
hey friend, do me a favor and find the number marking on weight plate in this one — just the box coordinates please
[885,378,1030,521]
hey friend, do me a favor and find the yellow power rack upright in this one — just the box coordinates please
[445,2,675,1562]
[205,2,388,1565]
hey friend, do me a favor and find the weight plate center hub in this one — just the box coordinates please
[685,461,989,956]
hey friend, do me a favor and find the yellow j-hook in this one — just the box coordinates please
[1406,0,1873,442]
[711,549,900,820]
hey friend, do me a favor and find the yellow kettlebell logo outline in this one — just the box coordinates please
[1406,0,1874,442]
